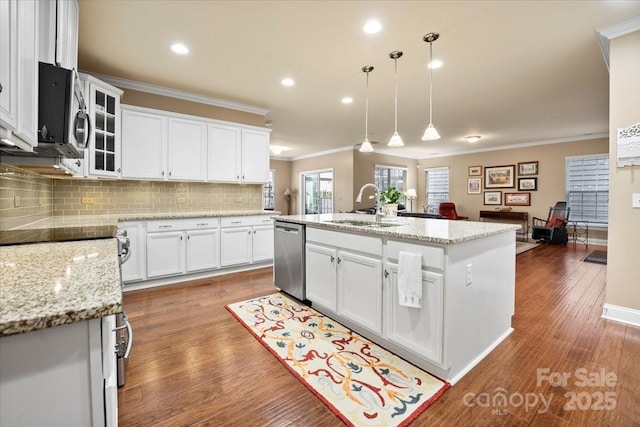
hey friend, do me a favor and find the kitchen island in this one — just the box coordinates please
[275,213,518,384]
[0,239,122,426]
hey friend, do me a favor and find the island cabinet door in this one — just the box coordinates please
[305,243,337,311]
[383,263,444,366]
[337,251,383,334]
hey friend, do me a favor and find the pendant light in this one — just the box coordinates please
[359,66,374,153]
[422,32,441,141]
[387,51,404,147]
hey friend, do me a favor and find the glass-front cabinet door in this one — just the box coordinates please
[81,74,123,178]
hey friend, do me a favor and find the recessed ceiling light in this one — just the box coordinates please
[341,97,353,104]
[171,43,189,55]
[363,19,382,34]
[281,78,295,86]
[427,60,443,69]
[465,135,481,143]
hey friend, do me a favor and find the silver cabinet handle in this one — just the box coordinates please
[169,171,172,177]
[187,235,190,240]
[384,269,389,278]
[162,171,165,176]
[180,235,183,240]
[196,223,208,226]
[236,175,240,179]
[231,221,242,224]
[158,225,172,229]
[253,229,256,234]
[330,256,335,263]
[248,230,251,234]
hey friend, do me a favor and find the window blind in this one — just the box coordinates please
[565,154,608,224]
[425,167,449,212]
[375,165,407,201]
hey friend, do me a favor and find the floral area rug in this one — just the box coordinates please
[226,293,449,426]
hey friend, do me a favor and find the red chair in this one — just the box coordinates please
[438,202,469,220]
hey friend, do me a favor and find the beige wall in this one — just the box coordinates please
[269,159,291,214]
[418,138,609,238]
[121,89,265,127]
[606,31,640,311]
[353,151,419,211]
[288,150,354,215]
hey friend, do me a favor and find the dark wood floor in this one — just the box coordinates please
[119,244,640,426]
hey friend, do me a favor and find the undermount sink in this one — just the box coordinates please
[325,219,406,228]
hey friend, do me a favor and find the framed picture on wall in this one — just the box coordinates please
[484,165,515,188]
[505,192,531,206]
[468,165,482,176]
[517,177,538,191]
[518,161,538,176]
[467,177,481,194]
[483,191,502,205]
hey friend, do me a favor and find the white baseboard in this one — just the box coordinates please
[449,327,514,385]
[123,262,272,292]
[602,304,640,328]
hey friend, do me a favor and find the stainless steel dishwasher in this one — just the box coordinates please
[274,220,306,301]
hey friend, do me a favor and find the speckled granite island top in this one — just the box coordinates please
[0,239,122,336]
[276,213,519,244]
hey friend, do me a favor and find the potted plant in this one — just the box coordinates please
[379,187,402,216]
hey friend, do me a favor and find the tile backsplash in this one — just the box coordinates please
[1,163,264,229]
[0,164,53,230]
[52,179,263,216]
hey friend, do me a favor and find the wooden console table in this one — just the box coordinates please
[480,210,529,242]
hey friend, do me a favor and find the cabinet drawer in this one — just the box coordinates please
[221,215,273,227]
[386,240,445,271]
[307,227,382,257]
[147,217,220,232]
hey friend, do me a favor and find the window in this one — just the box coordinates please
[424,167,449,213]
[375,165,407,202]
[565,154,608,224]
[263,169,275,210]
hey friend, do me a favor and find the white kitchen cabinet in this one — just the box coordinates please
[81,74,123,178]
[252,224,274,262]
[305,243,338,311]
[187,228,220,272]
[220,226,253,266]
[220,216,274,266]
[0,0,38,151]
[207,124,271,183]
[207,123,241,182]
[384,263,444,365]
[167,117,207,181]
[338,251,383,334]
[146,230,185,278]
[55,0,79,70]
[121,107,167,179]
[0,317,116,427]
[145,218,221,278]
[120,221,145,283]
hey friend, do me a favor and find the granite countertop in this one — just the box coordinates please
[276,213,519,244]
[10,210,279,230]
[0,239,122,336]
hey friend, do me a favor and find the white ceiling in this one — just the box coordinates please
[77,1,640,160]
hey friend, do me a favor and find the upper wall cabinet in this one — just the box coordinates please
[207,124,270,184]
[38,0,79,71]
[121,106,207,181]
[120,104,270,184]
[0,0,39,151]
[80,74,123,178]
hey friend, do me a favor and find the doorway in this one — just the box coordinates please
[301,169,334,214]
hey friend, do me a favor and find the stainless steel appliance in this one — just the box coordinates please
[274,220,306,301]
[115,229,133,387]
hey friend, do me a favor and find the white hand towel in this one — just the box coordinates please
[398,251,422,308]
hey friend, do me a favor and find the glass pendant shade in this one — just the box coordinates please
[422,32,440,142]
[387,51,404,147]
[359,138,374,152]
[388,132,404,147]
[422,123,440,141]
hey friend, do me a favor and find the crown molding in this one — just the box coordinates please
[290,145,354,161]
[596,16,640,70]
[81,71,270,116]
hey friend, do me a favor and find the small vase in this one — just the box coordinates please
[382,203,398,217]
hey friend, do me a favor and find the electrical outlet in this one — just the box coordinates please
[14,196,22,207]
[81,197,95,204]
[176,197,186,203]
[466,263,473,285]
[633,193,640,208]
